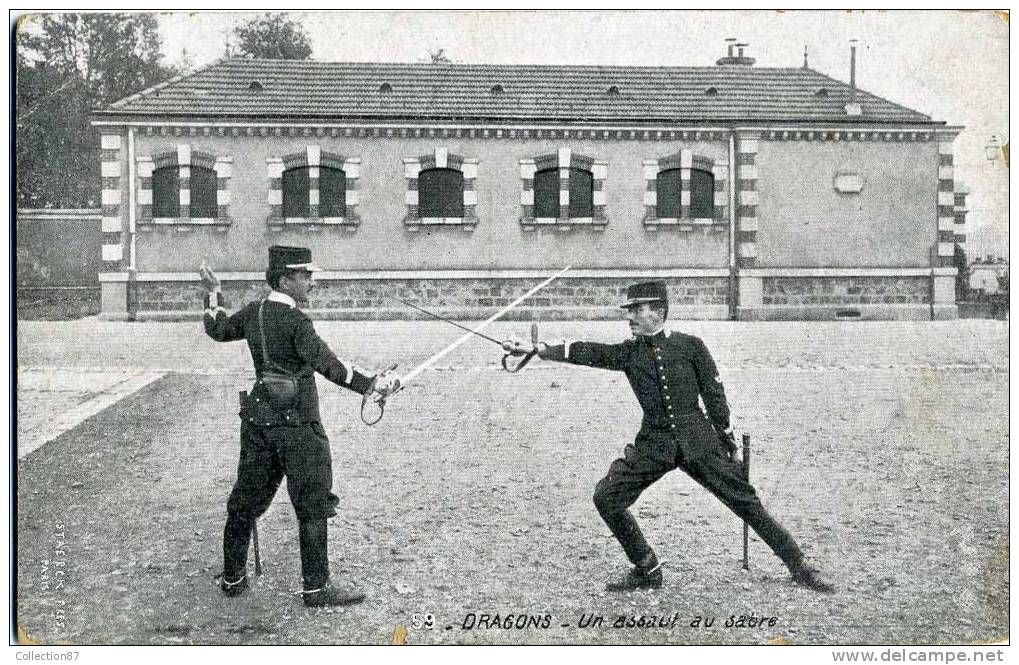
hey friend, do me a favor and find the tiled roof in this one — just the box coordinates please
[101,59,937,124]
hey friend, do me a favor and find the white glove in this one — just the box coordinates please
[501,339,547,356]
[373,371,402,397]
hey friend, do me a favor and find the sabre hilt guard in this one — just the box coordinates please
[361,363,400,426]
[501,322,541,373]
[501,351,537,373]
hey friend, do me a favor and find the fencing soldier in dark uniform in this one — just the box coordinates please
[504,281,835,593]
[200,246,400,607]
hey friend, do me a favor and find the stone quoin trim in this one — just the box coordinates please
[953,183,969,248]
[402,148,479,231]
[266,145,361,231]
[641,150,728,232]
[137,144,232,233]
[735,137,760,268]
[519,148,608,232]
[935,140,958,268]
[100,133,124,267]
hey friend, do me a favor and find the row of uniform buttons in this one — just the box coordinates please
[653,345,676,431]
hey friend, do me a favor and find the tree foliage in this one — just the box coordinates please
[16,13,177,208]
[231,13,313,60]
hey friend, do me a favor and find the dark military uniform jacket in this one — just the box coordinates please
[204,290,374,424]
[540,328,730,462]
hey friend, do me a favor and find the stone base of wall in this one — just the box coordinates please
[738,304,956,321]
[124,276,732,321]
[134,304,731,322]
[102,272,956,321]
[762,276,931,306]
[735,274,950,320]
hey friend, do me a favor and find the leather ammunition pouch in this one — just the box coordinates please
[259,370,299,410]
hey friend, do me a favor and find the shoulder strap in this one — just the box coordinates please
[257,300,289,375]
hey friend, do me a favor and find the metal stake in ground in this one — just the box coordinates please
[742,433,751,570]
[252,521,263,576]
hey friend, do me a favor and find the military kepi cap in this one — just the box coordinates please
[619,281,668,308]
[268,245,321,272]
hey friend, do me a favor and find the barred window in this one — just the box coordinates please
[190,165,218,218]
[569,168,593,218]
[282,166,310,218]
[419,167,463,218]
[319,166,346,218]
[534,168,560,218]
[655,168,683,218]
[152,166,179,218]
[690,168,715,218]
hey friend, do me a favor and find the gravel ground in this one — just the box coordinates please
[15,319,1008,645]
[16,371,145,443]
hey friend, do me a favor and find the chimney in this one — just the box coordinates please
[715,39,756,66]
[849,39,857,101]
[845,39,862,116]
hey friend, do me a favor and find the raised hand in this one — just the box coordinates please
[199,260,221,292]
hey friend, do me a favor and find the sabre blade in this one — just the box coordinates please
[399,266,571,385]
[388,295,505,346]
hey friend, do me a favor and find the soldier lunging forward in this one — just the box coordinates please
[504,281,835,593]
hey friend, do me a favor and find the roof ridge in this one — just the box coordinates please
[215,58,812,72]
[108,57,228,110]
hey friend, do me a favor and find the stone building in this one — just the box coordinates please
[91,45,967,321]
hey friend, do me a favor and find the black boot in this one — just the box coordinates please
[298,519,365,607]
[221,511,252,596]
[217,573,249,597]
[302,579,366,608]
[594,500,656,567]
[789,562,837,594]
[606,552,664,592]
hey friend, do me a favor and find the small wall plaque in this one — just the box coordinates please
[834,172,865,193]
